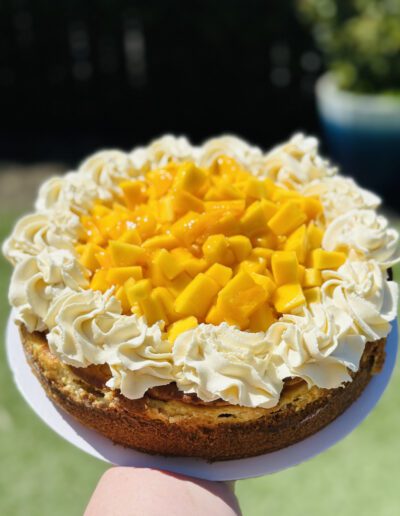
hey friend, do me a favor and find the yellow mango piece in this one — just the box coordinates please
[248,303,276,332]
[268,200,307,236]
[120,180,147,209]
[284,224,307,264]
[250,273,276,299]
[133,210,157,240]
[271,187,302,203]
[217,272,267,322]
[106,266,143,285]
[271,251,299,286]
[236,259,266,275]
[97,212,125,239]
[142,234,179,250]
[167,316,198,343]
[273,283,305,313]
[250,248,274,266]
[312,249,346,270]
[174,273,220,319]
[109,241,147,266]
[90,269,110,293]
[205,263,233,287]
[212,180,244,201]
[252,231,279,250]
[202,211,239,239]
[130,302,143,317]
[170,211,203,246]
[211,155,248,181]
[118,228,142,245]
[202,234,234,266]
[306,222,324,250]
[204,200,246,215]
[304,287,322,305]
[173,190,204,215]
[154,249,184,280]
[298,264,305,285]
[180,257,208,277]
[146,169,174,198]
[205,304,225,325]
[263,178,276,199]
[95,250,113,269]
[237,177,267,200]
[80,218,106,245]
[240,201,270,237]
[174,162,208,196]
[303,268,322,288]
[228,235,252,261]
[152,287,180,323]
[92,204,112,218]
[80,243,102,271]
[301,197,323,220]
[125,278,152,305]
[115,285,131,314]
[167,271,192,296]
[140,290,168,326]
[157,196,176,223]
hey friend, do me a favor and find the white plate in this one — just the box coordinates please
[5,311,398,481]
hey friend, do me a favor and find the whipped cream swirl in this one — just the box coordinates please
[9,248,88,332]
[302,177,381,222]
[321,259,398,342]
[323,209,400,266]
[267,303,365,388]
[173,323,281,408]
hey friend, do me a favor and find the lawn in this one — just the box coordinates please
[0,212,399,516]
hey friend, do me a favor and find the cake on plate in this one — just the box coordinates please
[3,134,398,460]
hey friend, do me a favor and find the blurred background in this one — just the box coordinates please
[0,1,399,515]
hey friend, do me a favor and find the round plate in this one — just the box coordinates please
[5,311,398,481]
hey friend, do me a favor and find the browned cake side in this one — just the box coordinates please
[20,325,385,461]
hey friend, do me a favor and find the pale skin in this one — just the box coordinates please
[85,467,242,516]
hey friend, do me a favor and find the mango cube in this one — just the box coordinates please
[284,224,307,264]
[142,234,179,250]
[202,234,234,265]
[273,283,305,313]
[304,286,322,305]
[153,249,184,280]
[250,273,276,299]
[125,278,152,305]
[301,197,323,220]
[174,162,208,196]
[120,180,147,209]
[118,227,142,245]
[109,241,147,266]
[240,201,269,237]
[307,222,323,250]
[303,268,322,288]
[174,273,220,319]
[80,243,102,271]
[167,316,198,343]
[140,290,168,326]
[106,266,143,285]
[152,287,180,323]
[90,269,110,293]
[312,249,346,270]
[205,263,233,287]
[268,200,307,236]
[248,303,276,332]
[271,251,299,286]
[115,285,131,313]
[228,235,252,261]
[173,190,204,215]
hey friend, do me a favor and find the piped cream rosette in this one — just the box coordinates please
[3,134,399,408]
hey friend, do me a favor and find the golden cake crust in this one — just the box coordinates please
[20,325,385,461]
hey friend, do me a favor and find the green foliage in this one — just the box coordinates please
[297,0,400,94]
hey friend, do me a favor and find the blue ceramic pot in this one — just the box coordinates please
[316,74,400,208]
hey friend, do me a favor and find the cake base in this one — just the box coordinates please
[20,326,385,461]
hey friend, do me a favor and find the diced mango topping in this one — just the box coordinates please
[76,156,346,336]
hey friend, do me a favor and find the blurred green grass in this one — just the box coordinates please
[0,213,399,516]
